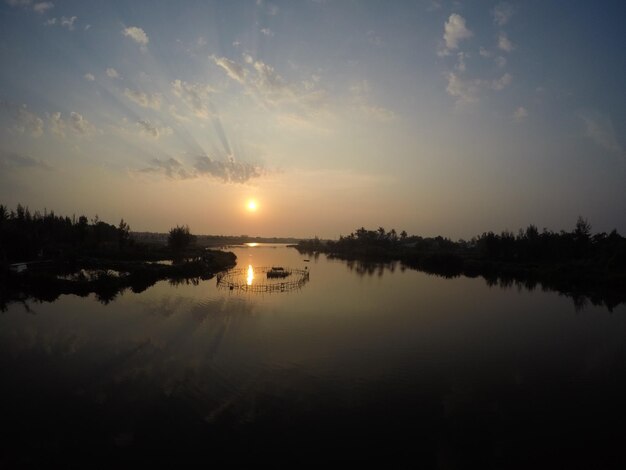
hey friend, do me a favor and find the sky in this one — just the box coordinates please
[1,0,625,239]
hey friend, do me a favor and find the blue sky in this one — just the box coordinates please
[1,0,625,238]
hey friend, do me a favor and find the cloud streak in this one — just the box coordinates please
[0,100,44,137]
[579,111,625,158]
[0,151,52,170]
[171,79,215,118]
[141,155,263,183]
[124,88,162,110]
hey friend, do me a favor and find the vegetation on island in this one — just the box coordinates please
[0,203,236,309]
[296,218,626,310]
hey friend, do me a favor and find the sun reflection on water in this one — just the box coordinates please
[247,264,254,286]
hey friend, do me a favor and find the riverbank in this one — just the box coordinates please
[295,227,626,311]
[1,249,236,309]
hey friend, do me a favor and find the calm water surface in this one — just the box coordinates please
[2,244,626,467]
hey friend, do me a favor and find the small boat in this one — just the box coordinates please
[267,266,290,279]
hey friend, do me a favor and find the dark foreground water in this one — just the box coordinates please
[2,244,626,468]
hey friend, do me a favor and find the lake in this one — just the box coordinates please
[2,244,626,468]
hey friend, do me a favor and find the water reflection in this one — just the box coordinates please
[246,264,254,285]
[1,246,626,466]
[342,258,399,277]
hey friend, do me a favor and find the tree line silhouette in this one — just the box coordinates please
[300,217,625,267]
[297,218,626,310]
[0,203,236,308]
[0,203,135,264]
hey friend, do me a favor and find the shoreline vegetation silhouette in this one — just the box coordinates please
[2,202,625,311]
[0,204,236,309]
[295,219,626,311]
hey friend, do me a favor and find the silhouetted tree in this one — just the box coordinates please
[168,225,195,253]
[118,218,131,250]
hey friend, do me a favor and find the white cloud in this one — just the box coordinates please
[124,88,162,110]
[491,72,512,91]
[493,2,514,26]
[349,79,396,121]
[46,16,77,30]
[171,79,214,118]
[212,56,247,84]
[141,155,263,183]
[0,100,44,137]
[260,28,274,37]
[106,67,120,79]
[442,14,473,53]
[513,106,528,122]
[579,112,625,157]
[32,1,53,14]
[60,16,76,30]
[455,52,467,72]
[479,47,492,58]
[18,107,44,137]
[136,119,172,139]
[498,33,514,52]
[194,155,263,183]
[84,73,95,81]
[495,56,507,68]
[141,157,190,179]
[122,26,149,49]
[48,111,65,137]
[69,111,94,134]
[445,72,481,105]
[48,111,94,137]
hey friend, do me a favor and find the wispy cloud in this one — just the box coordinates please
[46,15,77,30]
[260,27,274,37]
[106,67,120,79]
[6,0,54,15]
[491,72,512,91]
[32,1,53,14]
[512,106,528,122]
[171,79,215,118]
[579,111,625,158]
[141,157,190,179]
[61,16,76,30]
[0,151,52,170]
[212,56,247,84]
[0,100,44,137]
[445,72,481,105]
[136,119,172,139]
[349,79,396,121]
[194,155,263,183]
[498,33,514,52]
[84,73,95,81]
[48,111,95,137]
[141,155,264,183]
[124,88,162,110]
[493,2,514,26]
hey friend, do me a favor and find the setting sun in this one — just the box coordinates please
[247,199,258,212]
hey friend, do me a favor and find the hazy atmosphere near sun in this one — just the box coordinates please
[1,0,624,238]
